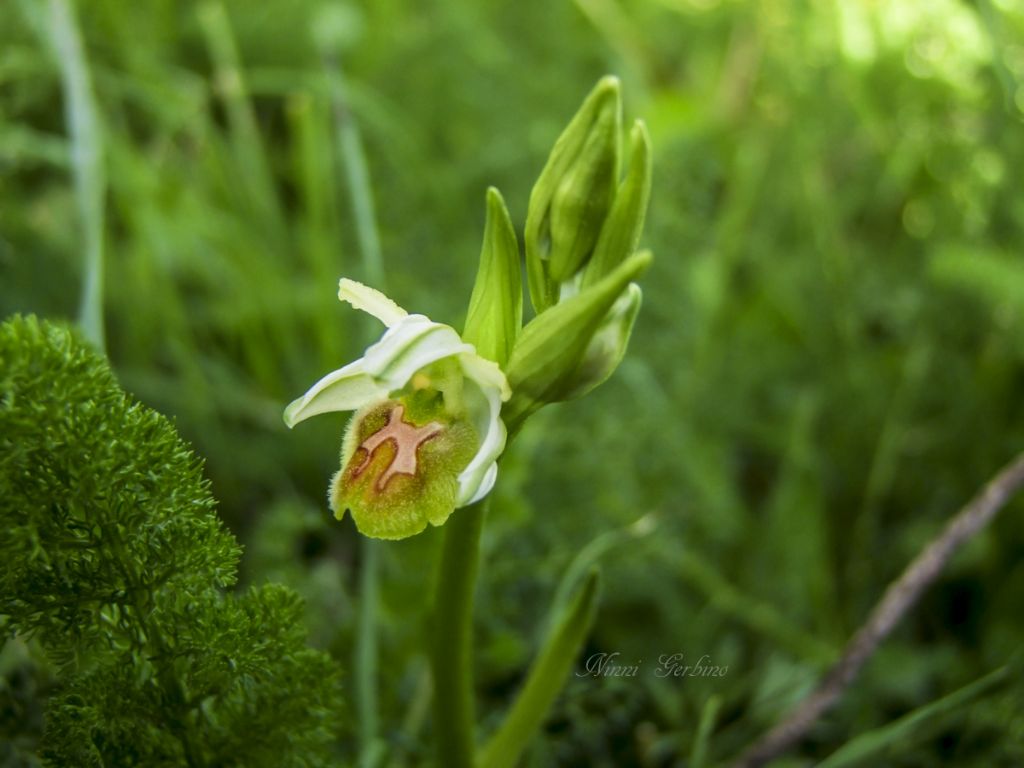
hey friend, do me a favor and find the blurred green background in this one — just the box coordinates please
[4,0,1024,765]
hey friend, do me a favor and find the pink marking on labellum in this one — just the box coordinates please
[352,404,443,490]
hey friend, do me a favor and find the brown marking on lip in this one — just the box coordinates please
[351,403,443,491]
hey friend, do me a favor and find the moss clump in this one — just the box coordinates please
[0,316,344,766]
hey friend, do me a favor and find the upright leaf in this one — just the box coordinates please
[478,570,601,768]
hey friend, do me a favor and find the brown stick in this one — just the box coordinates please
[732,452,1024,768]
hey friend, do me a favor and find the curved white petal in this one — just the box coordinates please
[338,278,409,327]
[464,462,498,506]
[455,354,509,506]
[363,315,474,392]
[286,315,476,426]
[284,358,387,428]
[458,351,512,403]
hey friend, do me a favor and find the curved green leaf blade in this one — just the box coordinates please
[478,570,601,768]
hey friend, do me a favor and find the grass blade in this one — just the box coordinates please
[47,0,105,351]
[322,49,384,287]
[817,666,1008,768]
[690,694,722,768]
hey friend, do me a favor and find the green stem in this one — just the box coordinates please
[323,43,388,766]
[356,539,383,768]
[431,499,486,768]
[689,695,722,768]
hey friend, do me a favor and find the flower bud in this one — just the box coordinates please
[525,77,622,312]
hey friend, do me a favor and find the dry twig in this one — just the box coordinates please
[732,452,1024,768]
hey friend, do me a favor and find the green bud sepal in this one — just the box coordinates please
[463,187,522,368]
[560,281,642,401]
[582,119,652,289]
[503,250,652,432]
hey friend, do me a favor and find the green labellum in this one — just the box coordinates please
[330,398,478,539]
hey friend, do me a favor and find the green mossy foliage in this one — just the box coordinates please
[0,316,344,767]
[0,316,240,652]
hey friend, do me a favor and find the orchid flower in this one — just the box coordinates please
[284,80,652,544]
[284,279,510,540]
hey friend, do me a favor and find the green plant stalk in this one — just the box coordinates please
[302,33,394,763]
[689,695,722,768]
[431,499,486,768]
[325,49,387,764]
[48,0,106,352]
[397,659,433,760]
[478,570,600,768]
[357,539,383,768]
